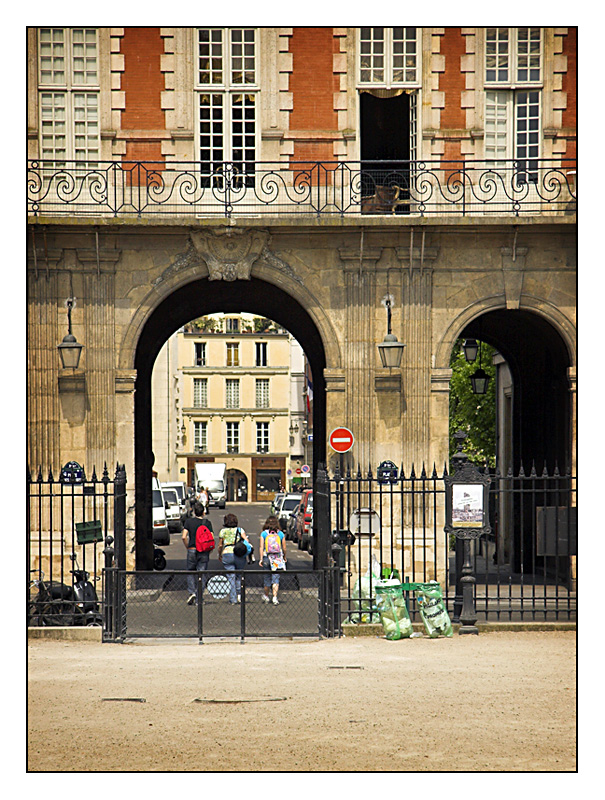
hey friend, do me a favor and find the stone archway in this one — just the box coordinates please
[131,273,335,570]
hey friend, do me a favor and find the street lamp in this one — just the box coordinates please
[470,341,489,395]
[462,338,479,363]
[57,298,84,369]
[377,294,406,369]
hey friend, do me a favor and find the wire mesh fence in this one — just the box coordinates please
[109,569,328,641]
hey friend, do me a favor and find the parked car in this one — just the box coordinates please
[295,489,313,550]
[152,479,170,545]
[161,481,188,521]
[271,492,285,515]
[277,493,302,533]
[161,487,183,533]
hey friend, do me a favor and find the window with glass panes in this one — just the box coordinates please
[255,341,267,367]
[194,342,206,366]
[225,317,240,333]
[359,27,420,87]
[225,379,240,408]
[256,378,269,408]
[484,28,542,180]
[196,28,258,187]
[194,421,207,452]
[38,28,99,163]
[226,422,239,453]
[226,343,239,367]
[256,422,269,453]
[193,378,208,408]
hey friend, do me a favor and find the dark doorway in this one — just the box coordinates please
[227,469,247,502]
[360,92,411,212]
[134,277,327,571]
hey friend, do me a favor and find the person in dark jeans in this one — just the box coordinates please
[181,501,214,605]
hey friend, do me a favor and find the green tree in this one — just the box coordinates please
[449,338,496,467]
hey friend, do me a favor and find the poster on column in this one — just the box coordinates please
[451,483,484,528]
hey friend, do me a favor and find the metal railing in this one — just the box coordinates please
[322,461,576,624]
[27,463,126,627]
[27,158,577,219]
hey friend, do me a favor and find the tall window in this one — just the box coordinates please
[194,421,207,453]
[484,28,542,180]
[38,28,100,163]
[226,422,239,453]
[226,343,239,367]
[225,378,240,409]
[193,378,207,408]
[359,27,420,87]
[194,342,206,366]
[255,341,267,367]
[196,28,258,186]
[256,422,269,453]
[225,317,240,333]
[256,378,269,408]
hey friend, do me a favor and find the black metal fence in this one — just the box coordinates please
[27,463,126,628]
[102,568,340,642]
[323,462,576,625]
[27,158,576,218]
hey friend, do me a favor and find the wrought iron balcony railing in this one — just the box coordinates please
[27,158,576,219]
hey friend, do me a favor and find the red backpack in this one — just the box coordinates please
[195,523,215,553]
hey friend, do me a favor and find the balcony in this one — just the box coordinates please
[27,159,576,220]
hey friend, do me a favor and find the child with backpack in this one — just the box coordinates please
[259,515,287,605]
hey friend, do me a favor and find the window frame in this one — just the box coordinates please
[226,342,240,367]
[357,27,421,89]
[256,421,269,453]
[255,378,270,408]
[226,421,240,453]
[225,378,240,409]
[484,27,543,88]
[194,421,208,453]
[195,27,259,180]
[255,341,267,367]
[38,27,100,164]
[193,377,208,408]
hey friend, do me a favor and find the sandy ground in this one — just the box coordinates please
[25,630,577,774]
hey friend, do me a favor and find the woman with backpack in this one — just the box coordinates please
[218,513,250,604]
[259,514,287,605]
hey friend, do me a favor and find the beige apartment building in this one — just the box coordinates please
[152,313,309,502]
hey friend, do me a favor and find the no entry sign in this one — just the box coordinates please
[329,427,355,453]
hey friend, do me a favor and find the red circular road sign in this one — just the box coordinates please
[329,427,355,453]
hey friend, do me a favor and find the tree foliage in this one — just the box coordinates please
[449,338,496,467]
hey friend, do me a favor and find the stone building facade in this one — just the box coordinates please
[27,27,576,570]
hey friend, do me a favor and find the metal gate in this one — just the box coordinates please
[318,460,576,624]
[103,567,340,642]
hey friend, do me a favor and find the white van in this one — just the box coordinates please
[161,481,188,522]
[152,478,170,545]
[160,486,183,533]
[194,462,227,508]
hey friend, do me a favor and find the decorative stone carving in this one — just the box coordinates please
[191,228,269,281]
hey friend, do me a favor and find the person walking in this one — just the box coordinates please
[218,513,249,604]
[199,486,209,515]
[259,514,287,605]
[181,501,214,605]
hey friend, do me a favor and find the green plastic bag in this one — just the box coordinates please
[416,581,453,638]
[346,556,382,623]
[375,578,413,640]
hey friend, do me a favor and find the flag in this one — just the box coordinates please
[306,375,313,413]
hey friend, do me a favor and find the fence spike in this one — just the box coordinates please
[541,462,549,478]
[410,463,416,479]
[37,466,43,482]
[367,462,373,479]
[553,462,561,477]
[518,463,526,477]
[443,461,448,477]
[400,462,405,480]
[356,463,362,479]
[530,461,537,477]
[48,467,54,482]
[420,462,427,479]
[91,465,98,482]
[81,465,87,482]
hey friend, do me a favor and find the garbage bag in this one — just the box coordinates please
[346,556,382,623]
[375,578,413,640]
[415,581,454,638]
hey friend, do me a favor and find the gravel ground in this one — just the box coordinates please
[26,630,577,774]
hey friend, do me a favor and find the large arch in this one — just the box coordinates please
[132,275,330,569]
[437,301,574,473]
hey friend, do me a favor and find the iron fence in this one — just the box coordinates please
[323,462,576,625]
[27,158,576,219]
[27,463,126,627]
[102,568,339,642]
